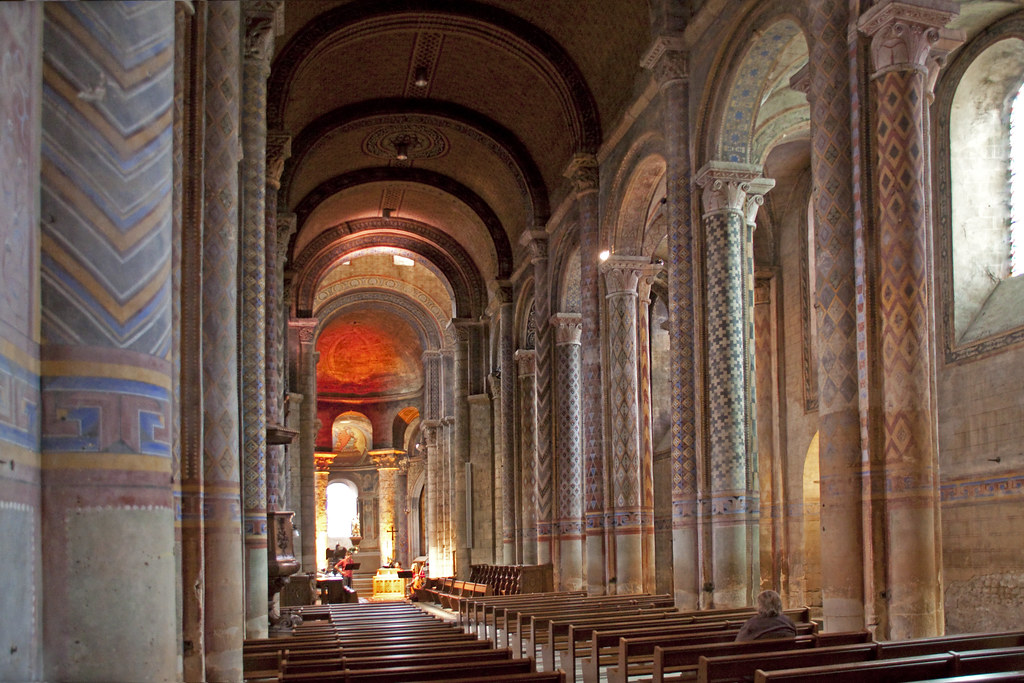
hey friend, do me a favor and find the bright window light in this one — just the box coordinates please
[393,255,414,267]
[1010,80,1024,276]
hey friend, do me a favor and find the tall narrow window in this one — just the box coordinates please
[1011,80,1024,277]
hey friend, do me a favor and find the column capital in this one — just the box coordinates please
[695,161,774,222]
[266,131,292,190]
[446,317,476,344]
[858,0,960,75]
[314,453,334,472]
[494,280,514,305]
[289,317,317,344]
[519,229,550,262]
[369,449,407,470]
[277,213,297,263]
[638,262,664,304]
[641,35,688,88]
[243,2,282,65]
[789,63,811,100]
[563,153,599,197]
[551,313,583,345]
[515,348,536,376]
[600,254,650,295]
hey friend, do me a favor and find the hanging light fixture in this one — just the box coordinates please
[394,140,409,161]
[413,66,429,88]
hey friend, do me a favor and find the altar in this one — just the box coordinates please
[371,567,406,601]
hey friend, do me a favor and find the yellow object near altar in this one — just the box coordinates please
[372,567,405,600]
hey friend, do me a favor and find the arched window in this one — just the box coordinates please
[936,25,1024,361]
[1011,80,1024,277]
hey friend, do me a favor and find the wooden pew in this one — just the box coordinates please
[463,590,587,635]
[540,611,698,673]
[877,632,1024,659]
[500,593,676,652]
[481,592,593,641]
[650,631,872,683]
[699,642,880,683]
[753,646,1024,683]
[278,656,537,682]
[280,646,516,676]
[518,599,678,659]
[595,619,818,683]
[912,674,1024,682]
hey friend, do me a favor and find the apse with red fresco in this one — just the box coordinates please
[315,308,424,397]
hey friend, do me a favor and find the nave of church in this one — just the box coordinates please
[2,0,1024,681]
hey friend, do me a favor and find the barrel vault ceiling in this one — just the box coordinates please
[270,0,651,406]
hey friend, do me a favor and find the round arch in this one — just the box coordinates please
[268,0,602,152]
[292,217,487,318]
[291,167,512,283]
[281,99,550,225]
[697,5,810,168]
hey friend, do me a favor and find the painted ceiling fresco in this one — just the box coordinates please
[316,308,424,397]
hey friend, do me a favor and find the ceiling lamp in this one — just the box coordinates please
[394,140,409,161]
[413,67,429,88]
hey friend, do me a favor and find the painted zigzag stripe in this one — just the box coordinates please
[41,2,173,352]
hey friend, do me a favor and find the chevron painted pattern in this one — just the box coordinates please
[41,2,173,354]
[533,246,553,560]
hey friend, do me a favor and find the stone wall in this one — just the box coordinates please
[0,4,41,680]
[939,346,1024,633]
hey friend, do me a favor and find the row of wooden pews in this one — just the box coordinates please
[419,576,491,609]
[451,590,822,683]
[242,601,565,682]
[415,583,1024,683]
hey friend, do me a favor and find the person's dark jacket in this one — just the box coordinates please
[734,614,797,641]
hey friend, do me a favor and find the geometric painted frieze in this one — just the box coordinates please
[41,377,170,456]
[0,354,40,450]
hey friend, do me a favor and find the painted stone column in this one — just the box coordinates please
[807,0,865,632]
[637,265,661,593]
[422,347,443,572]
[396,458,410,565]
[552,314,584,590]
[600,255,648,594]
[372,450,405,565]
[642,37,701,608]
[290,319,319,572]
[199,3,245,679]
[239,2,279,639]
[565,154,607,593]
[264,136,291,515]
[423,420,441,573]
[695,162,772,608]
[174,3,207,678]
[497,283,517,564]
[516,349,539,565]
[449,319,472,576]
[39,3,177,680]
[314,455,330,562]
[523,232,554,565]
[858,0,958,639]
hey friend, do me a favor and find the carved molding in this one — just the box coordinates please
[266,131,292,190]
[641,35,688,87]
[600,254,650,295]
[370,449,407,470]
[515,348,537,376]
[563,153,599,196]
[551,313,583,345]
[695,161,774,221]
[858,0,959,75]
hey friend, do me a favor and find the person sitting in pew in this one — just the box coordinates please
[735,590,797,641]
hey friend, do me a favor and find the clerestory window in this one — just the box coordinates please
[937,28,1024,360]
